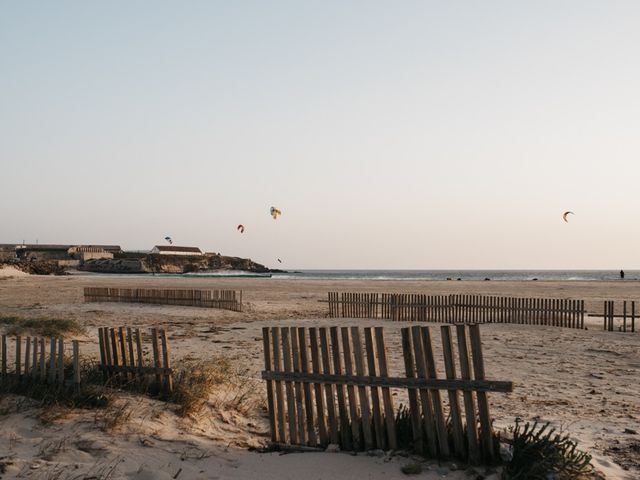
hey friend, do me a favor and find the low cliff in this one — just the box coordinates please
[80,253,272,274]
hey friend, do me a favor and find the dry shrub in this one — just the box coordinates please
[0,316,84,337]
[0,357,111,425]
[170,356,263,417]
[94,400,133,432]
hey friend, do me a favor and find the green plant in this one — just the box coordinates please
[503,420,594,479]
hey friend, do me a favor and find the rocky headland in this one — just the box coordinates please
[79,252,275,274]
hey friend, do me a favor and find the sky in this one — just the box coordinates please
[2,1,640,269]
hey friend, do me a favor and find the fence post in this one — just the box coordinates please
[15,336,21,378]
[1,335,6,376]
[57,338,65,385]
[73,340,81,390]
[160,329,173,394]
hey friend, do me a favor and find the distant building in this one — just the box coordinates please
[13,244,122,263]
[0,244,17,261]
[16,244,72,261]
[70,245,122,254]
[151,245,203,256]
[68,246,114,262]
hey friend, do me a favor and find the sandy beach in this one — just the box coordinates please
[0,272,639,479]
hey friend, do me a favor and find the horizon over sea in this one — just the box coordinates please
[155,269,640,281]
[271,269,638,281]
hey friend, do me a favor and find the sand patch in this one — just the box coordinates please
[0,266,28,278]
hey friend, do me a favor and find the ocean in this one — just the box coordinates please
[188,270,639,281]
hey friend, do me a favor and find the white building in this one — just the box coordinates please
[150,246,203,256]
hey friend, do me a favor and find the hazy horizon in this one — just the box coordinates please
[3,2,640,270]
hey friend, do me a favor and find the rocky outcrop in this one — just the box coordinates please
[80,253,273,274]
[80,258,146,274]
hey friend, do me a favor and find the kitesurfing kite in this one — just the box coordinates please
[164,236,173,245]
[562,211,574,223]
[277,258,282,263]
[270,206,282,219]
[237,224,245,233]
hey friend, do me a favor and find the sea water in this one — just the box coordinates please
[270,270,639,281]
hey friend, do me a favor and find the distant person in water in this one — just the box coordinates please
[620,269,625,279]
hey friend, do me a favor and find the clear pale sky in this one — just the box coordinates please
[2,1,639,269]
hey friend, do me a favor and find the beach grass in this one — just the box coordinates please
[0,316,84,337]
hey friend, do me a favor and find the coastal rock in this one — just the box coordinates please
[80,253,273,275]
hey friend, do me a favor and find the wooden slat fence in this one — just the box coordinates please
[262,324,512,463]
[598,300,636,332]
[327,292,585,329]
[0,334,81,387]
[85,287,242,311]
[448,295,585,328]
[98,327,173,393]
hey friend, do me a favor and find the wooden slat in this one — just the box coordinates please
[330,326,351,449]
[297,328,317,446]
[420,326,450,457]
[401,327,424,454]
[290,327,307,445]
[127,327,136,371]
[319,327,339,445]
[48,337,56,383]
[31,337,38,378]
[118,326,129,381]
[409,326,438,457]
[39,338,46,381]
[350,327,373,450]
[341,327,361,450]
[1,335,6,376]
[374,327,397,449]
[57,338,65,385]
[262,327,277,442]
[135,328,144,379]
[468,324,494,461]
[456,324,480,464]
[281,327,298,445]
[160,329,173,393]
[364,327,385,449]
[24,336,31,377]
[15,336,21,377]
[271,327,287,444]
[110,328,120,380]
[151,328,162,386]
[261,371,513,392]
[73,340,81,386]
[308,328,328,445]
[441,325,465,459]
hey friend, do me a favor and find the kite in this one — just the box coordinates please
[562,211,574,223]
[277,258,282,263]
[270,206,282,219]
[237,224,245,233]
[164,236,173,245]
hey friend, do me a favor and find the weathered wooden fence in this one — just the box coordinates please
[0,335,81,387]
[98,327,173,393]
[262,324,512,463]
[85,287,242,311]
[327,292,451,322]
[327,292,585,329]
[598,300,636,332]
